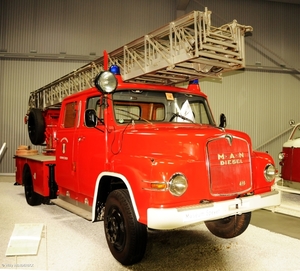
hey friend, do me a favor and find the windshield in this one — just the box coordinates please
[112,90,215,125]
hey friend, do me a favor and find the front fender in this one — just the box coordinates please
[252,150,275,193]
[92,171,140,222]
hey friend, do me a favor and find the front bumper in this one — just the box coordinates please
[147,190,281,230]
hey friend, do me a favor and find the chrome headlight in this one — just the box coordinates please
[169,173,188,196]
[94,71,117,93]
[264,164,276,182]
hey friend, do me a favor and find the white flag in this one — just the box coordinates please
[179,100,195,123]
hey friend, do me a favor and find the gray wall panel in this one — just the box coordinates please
[0,0,175,55]
[188,0,300,68]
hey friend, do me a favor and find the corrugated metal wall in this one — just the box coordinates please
[188,0,300,68]
[1,0,300,173]
[0,0,176,55]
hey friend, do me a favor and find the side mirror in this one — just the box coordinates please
[85,109,97,127]
[219,113,227,128]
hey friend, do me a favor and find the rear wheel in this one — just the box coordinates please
[28,108,45,145]
[104,189,147,265]
[23,165,42,206]
[204,212,251,239]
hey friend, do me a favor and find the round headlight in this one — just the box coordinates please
[264,164,276,182]
[94,71,117,93]
[169,173,188,196]
[278,152,285,160]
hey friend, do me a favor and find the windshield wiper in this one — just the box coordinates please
[116,108,152,124]
[169,112,194,123]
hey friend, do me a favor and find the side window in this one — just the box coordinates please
[154,106,165,120]
[199,103,210,124]
[64,102,77,128]
[86,96,104,126]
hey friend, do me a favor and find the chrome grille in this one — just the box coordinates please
[207,135,252,196]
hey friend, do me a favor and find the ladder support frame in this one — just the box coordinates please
[28,8,252,111]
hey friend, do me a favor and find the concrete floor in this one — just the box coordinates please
[252,209,300,240]
[1,175,300,271]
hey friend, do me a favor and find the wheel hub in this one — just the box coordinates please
[106,208,125,251]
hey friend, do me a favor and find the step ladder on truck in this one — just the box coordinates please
[15,8,281,265]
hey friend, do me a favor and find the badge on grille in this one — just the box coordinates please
[225,134,233,146]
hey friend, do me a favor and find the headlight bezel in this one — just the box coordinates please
[94,71,117,94]
[169,173,188,197]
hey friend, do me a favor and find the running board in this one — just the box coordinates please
[51,197,92,221]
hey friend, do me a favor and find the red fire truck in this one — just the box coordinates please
[15,9,281,265]
[278,121,300,191]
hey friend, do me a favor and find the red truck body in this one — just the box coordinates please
[15,73,280,264]
[14,9,281,265]
[278,122,300,190]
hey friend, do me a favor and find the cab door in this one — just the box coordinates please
[74,96,106,202]
[56,100,80,196]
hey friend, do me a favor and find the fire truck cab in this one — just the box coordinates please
[15,69,281,264]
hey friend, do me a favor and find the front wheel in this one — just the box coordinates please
[204,212,251,239]
[104,189,147,265]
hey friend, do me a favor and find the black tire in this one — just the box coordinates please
[204,212,251,239]
[28,108,45,145]
[23,165,42,206]
[104,189,147,265]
